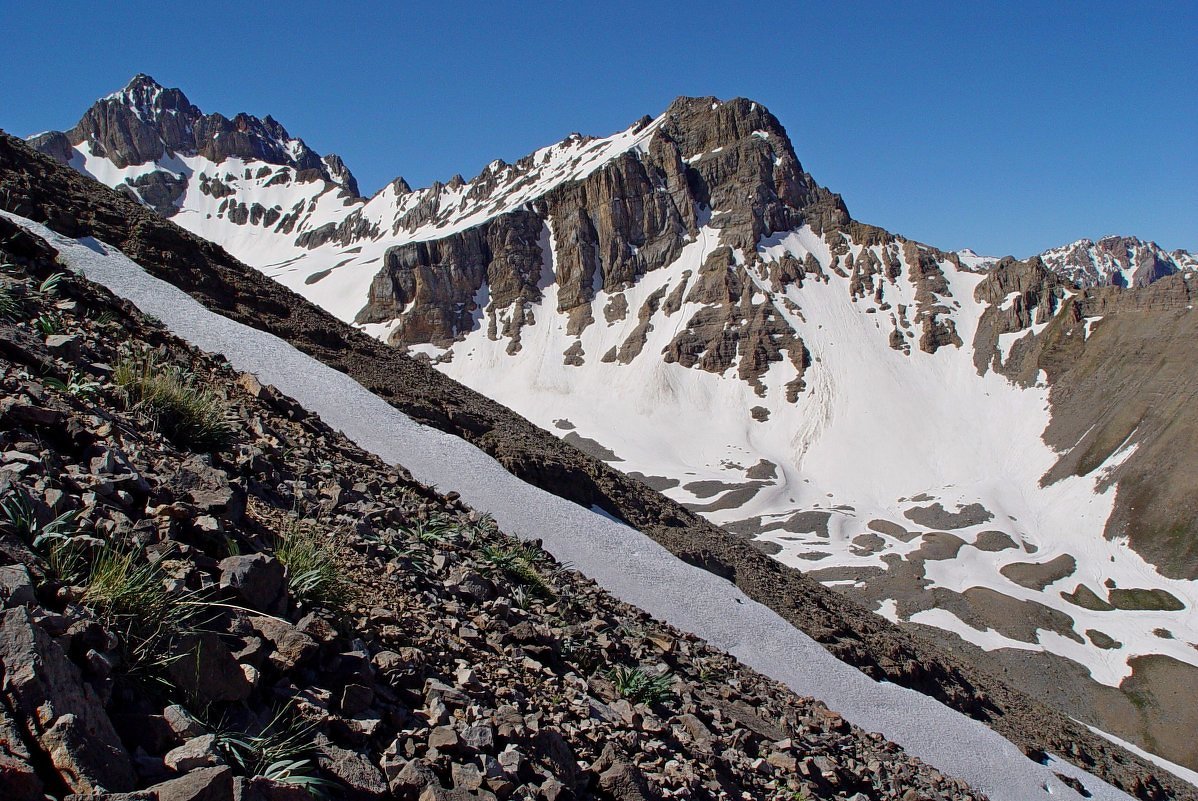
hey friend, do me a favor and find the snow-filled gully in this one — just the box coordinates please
[8,212,1138,801]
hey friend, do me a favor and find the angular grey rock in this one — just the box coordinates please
[0,752,43,801]
[219,553,286,613]
[249,616,318,671]
[599,760,658,801]
[317,740,388,798]
[145,766,234,801]
[0,564,36,607]
[0,607,134,793]
[166,456,245,520]
[163,733,222,771]
[163,704,205,739]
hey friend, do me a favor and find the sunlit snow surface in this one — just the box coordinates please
[7,212,1144,800]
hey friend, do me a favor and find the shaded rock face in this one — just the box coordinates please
[971,254,1198,582]
[972,255,1070,379]
[27,74,358,198]
[361,210,545,347]
[0,608,135,793]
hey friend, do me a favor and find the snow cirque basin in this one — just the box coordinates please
[391,222,1197,696]
[7,210,1156,801]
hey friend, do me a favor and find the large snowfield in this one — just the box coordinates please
[9,211,1173,800]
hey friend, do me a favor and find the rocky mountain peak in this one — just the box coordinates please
[28,76,359,197]
[1040,234,1196,288]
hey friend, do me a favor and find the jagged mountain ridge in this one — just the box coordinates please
[28,73,359,221]
[28,76,1198,772]
[960,237,1197,289]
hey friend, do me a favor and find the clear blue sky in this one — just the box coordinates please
[1,1,1193,257]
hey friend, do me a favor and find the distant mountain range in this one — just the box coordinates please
[27,74,1198,773]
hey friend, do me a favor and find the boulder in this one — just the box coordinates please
[0,752,43,801]
[165,457,244,521]
[249,617,318,671]
[145,766,234,801]
[165,632,252,703]
[0,608,134,793]
[0,564,36,607]
[219,554,286,613]
[317,740,388,798]
[163,733,222,771]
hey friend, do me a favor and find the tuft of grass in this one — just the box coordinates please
[81,544,202,686]
[216,705,335,798]
[32,313,62,335]
[114,351,233,451]
[84,547,176,618]
[609,665,675,705]
[275,522,351,611]
[0,281,21,320]
[481,541,555,599]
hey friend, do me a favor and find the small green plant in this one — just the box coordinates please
[33,313,62,335]
[609,665,674,705]
[404,517,450,545]
[481,541,555,598]
[33,272,66,300]
[0,489,76,543]
[275,522,350,610]
[45,370,102,397]
[216,705,336,798]
[509,585,533,610]
[114,351,233,450]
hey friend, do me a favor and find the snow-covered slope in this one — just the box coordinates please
[34,76,1198,769]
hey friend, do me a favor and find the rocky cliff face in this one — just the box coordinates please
[356,96,950,395]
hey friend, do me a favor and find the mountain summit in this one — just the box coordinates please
[29,74,359,216]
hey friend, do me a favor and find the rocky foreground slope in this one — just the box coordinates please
[0,125,1192,799]
[0,209,1001,800]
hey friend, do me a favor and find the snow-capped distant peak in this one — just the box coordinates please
[1039,235,1196,288]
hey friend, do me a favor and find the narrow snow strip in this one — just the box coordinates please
[11,212,1143,800]
[1085,723,1198,788]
